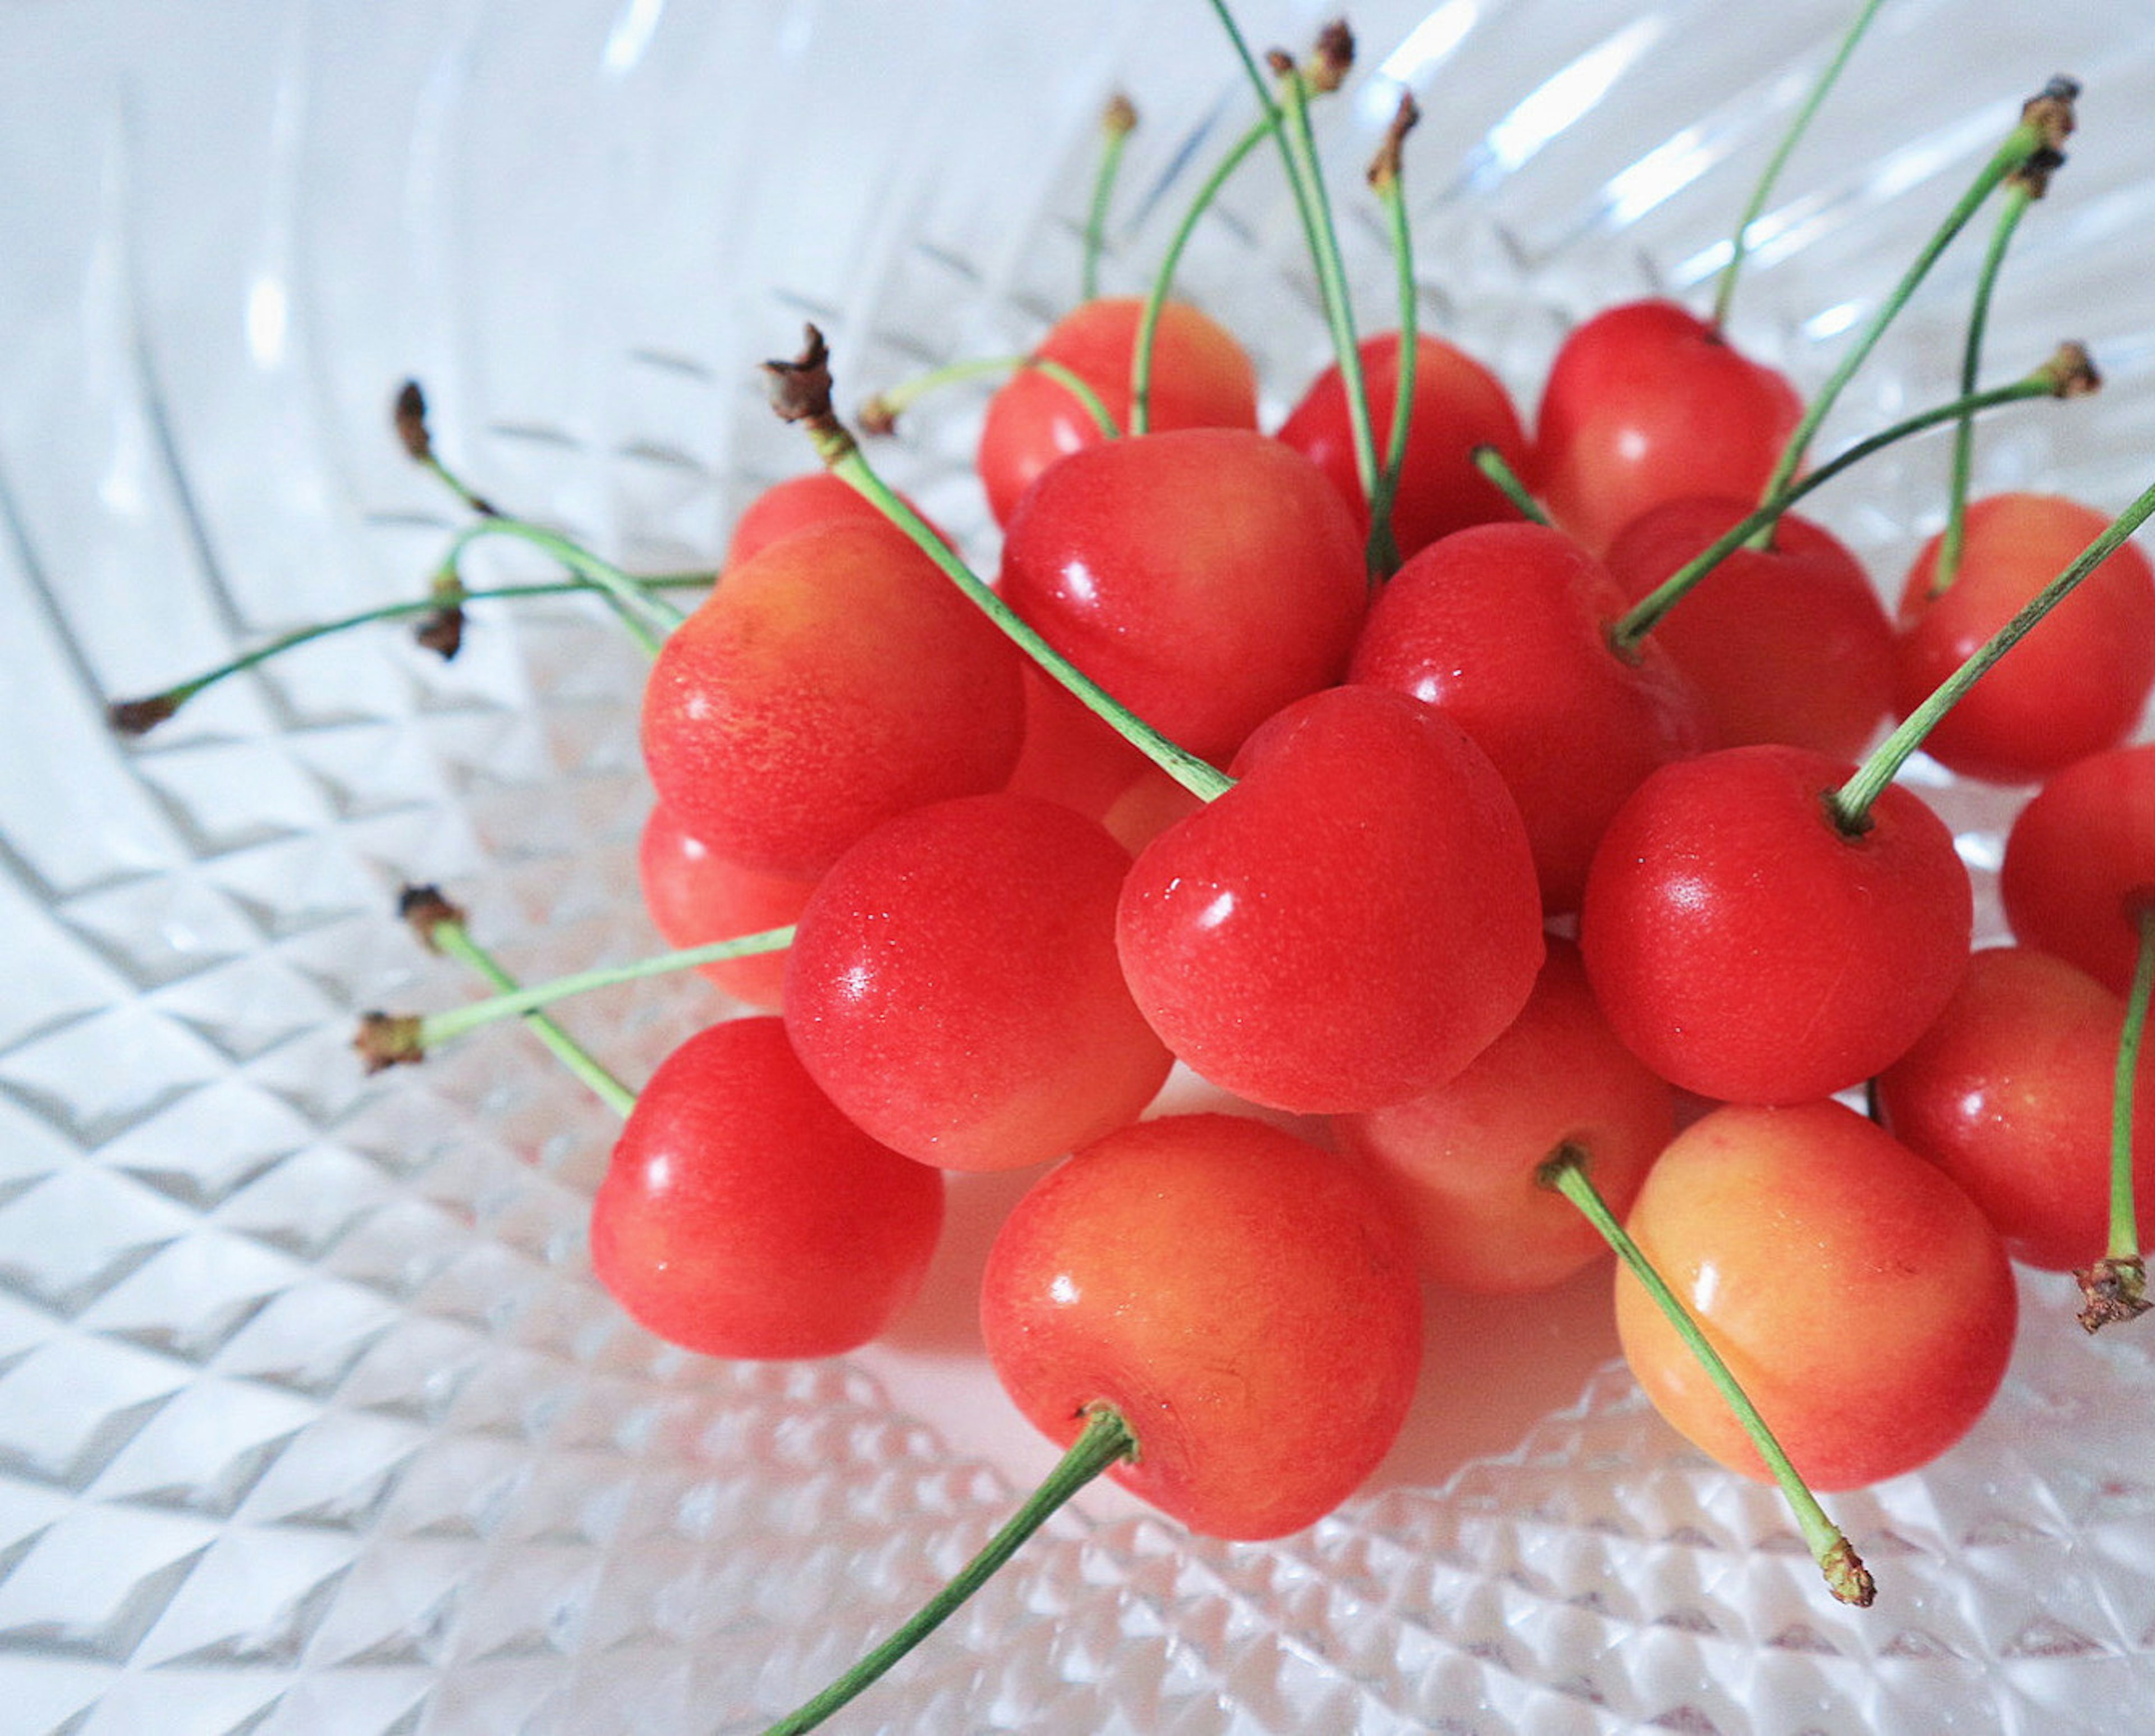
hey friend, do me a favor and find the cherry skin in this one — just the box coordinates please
[1117,684,1544,1115]
[784,793,1172,1172]
[980,1113,1423,1540]
[977,296,1259,526]
[1000,665,1154,825]
[1532,300,1804,557]
[1347,520,1714,912]
[590,1016,943,1359]
[1616,1099,2016,1492]
[722,470,939,570]
[1892,492,2155,784]
[1276,331,1533,560]
[641,518,1025,875]
[1579,743,1972,1104]
[2000,743,2155,995]
[999,427,1369,766]
[636,802,815,1011]
[1603,496,1893,759]
[1876,946,2155,1272]
[1333,940,1673,1294]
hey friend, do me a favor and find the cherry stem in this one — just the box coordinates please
[438,517,685,656]
[1612,356,2082,649]
[1538,1146,1876,1608]
[393,886,638,1119]
[1935,180,2037,593]
[1366,92,1422,580]
[104,574,714,737]
[1130,113,1273,436]
[2079,903,2155,1331]
[1832,466,2155,831]
[1757,85,2074,515]
[1084,93,1139,303]
[761,1405,1139,1735]
[1711,0,1886,332]
[1473,445,1551,527]
[860,354,1119,441]
[396,381,502,519]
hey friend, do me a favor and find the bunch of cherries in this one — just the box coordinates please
[111,8,2155,1729]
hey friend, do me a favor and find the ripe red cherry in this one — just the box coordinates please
[1000,665,1154,824]
[2001,743,2155,995]
[784,793,1172,1172]
[1333,940,1673,1294]
[1616,1100,2016,1491]
[1892,492,2155,783]
[636,803,816,1011]
[1877,946,2155,1272]
[1579,744,1971,1103]
[1532,300,1804,556]
[723,471,936,570]
[1348,521,1714,911]
[977,296,1259,526]
[980,1113,1423,1540]
[1117,685,1543,1115]
[999,428,1369,766]
[640,519,1025,874]
[590,1016,943,1359]
[1602,496,1893,759]
[1276,331,1532,560]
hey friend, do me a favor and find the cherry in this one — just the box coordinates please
[1334,940,1673,1294]
[1616,1099,2016,1492]
[590,1016,943,1359]
[1347,521,1714,911]
[1602,496,1893,759]
[976,296,1259,526]
[1531,300,1804,556]
[980,1112,1422,1539]
[1877,946,2155,1272]
[2001,743,2155,996]
[998,427,1369,766]
[1276,331,1533,561]
[1117,684,1543,1115]
[723,470,937,570]
[1579,743,1971,1103]
[784,793,1171,1172]
[999,665,1154,825]
[635,803,814,1011]
[640,517,1025,875]
[1892,492,2155,783]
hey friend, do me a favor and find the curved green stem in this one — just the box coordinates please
[1084,94,1139,303]
[1367,99,1421,580]
[1833,471,2155,829]
[1712,0,1888,331]
[2079,905,2155,1331]
[763,1406,1138,1734]
[1539,1147,1874,1607]
[1474,445,1550,527]
[442,517,684,654]
[1935,181,2035,592]
[863,354,1119,441]
[428,918,639,1120]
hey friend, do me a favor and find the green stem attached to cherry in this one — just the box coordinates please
[859,352,1121,441]
[1365,92,1422,579]
[1083,92,1139,303]
[2080,900,2155,1331]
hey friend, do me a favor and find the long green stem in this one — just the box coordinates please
[1833,471,2155,829]
[1084,94,1139,303]
[1473,446,1551,526]
[2079,905,2155,1331]
[763,1406,1138,1734]
[1539,1147,1874,1606]
[1934,181,2035,591]
[1712,0,1888,331]
[1366,95,1422,580]
[861,354,1119,441]
[439,517,685,654]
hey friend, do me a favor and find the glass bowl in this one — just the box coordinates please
[3,1,2154,1730]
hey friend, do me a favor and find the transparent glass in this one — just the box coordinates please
[3,1,2153,1730]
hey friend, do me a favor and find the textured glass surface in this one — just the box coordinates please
[3,2,2154,1730]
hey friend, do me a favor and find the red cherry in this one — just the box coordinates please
[1333,940,1673,1294]
[1877,946,2155,1272]
[980,1114,1422,1540]
[977,296,1259,526]
[1000,665,1154,824]
[1579,743,1971,1103]
[784,793,1172,1172]
[590,1016,943,1359]
[636,803,817,1010]
[1532,300,1804,557]
[1892,493,2155,784]
[640,519,1025,874]
[1348,521,1714,912]
[723,471,934,570]
[999,428,1369,766]
[1603,496,1893,759]
[2001,743,2155,995]
[1276,331,1533,560]
[1616,1100,2016,1492]
[1117,685,1544,1115]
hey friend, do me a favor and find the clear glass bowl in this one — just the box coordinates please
[4,2,2154,1730]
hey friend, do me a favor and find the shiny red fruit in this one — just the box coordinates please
[2001,743,2155,995]
[636,803,816,1011]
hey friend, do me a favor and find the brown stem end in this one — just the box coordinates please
[1102,91,1138,139]
[1369,91,1420,189]
[2075,1256,2151,1333]
[2041,341,2101,398]
[107,693,182,737]
[857,394,899,437]
[1822,1535,1878,1607]
[1311,20,1355,91]
[355,1011,425,1073]
[397,882,469,953]
[2016,77,2079,191]
[394,379,433,464]
[764,326,856,466]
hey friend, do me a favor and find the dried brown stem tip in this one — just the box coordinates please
[414,575,467,660]
[1311,20,1355,92]
[765,325,836,424]
[1369,90,1421,188]
[2075,1256,2151,1333]
[107,693,181,738]
[857,395,900,437]
[1264,47,1295,77]
[2041,341,2101,398]
[1822,1536,1878,1608]
[2012,75,2079,195]
[397,882,469,952]
[394,380,433,464]
[355,1011,425,1073]
[1102,91,1138,139]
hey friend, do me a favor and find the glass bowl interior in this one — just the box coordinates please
[3,1,2154,1730]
